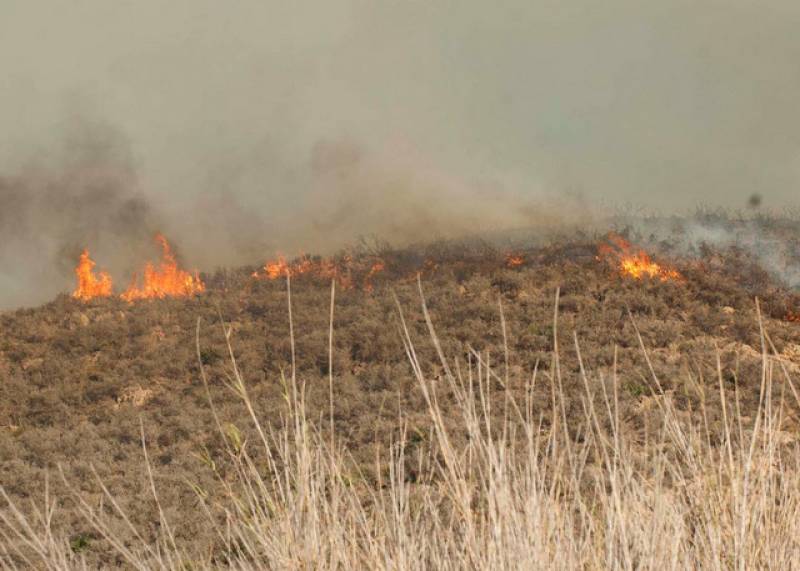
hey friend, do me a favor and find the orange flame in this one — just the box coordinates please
[505,253,524,268]
[263,255,290,280]
[120,235,205,302]
[787,311,800,323]
[363,261,386,292]
[367,261,385,279]
[254,254,386,291]
[72,249,113,301]
[255,254,305,280]
[598,234,682,282]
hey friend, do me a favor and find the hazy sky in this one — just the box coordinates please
[1,1,799,306]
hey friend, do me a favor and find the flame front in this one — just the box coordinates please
[121,235,205,302]
[72,249,113,301]
[598,234,682,282]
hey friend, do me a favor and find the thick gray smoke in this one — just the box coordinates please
[0,118,162,308]
[1,1,800,308]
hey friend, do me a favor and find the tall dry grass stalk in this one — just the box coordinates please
[2,284,800,569]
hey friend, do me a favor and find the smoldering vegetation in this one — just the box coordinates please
[616,208,800,291]
[0,121,593,311]
[6,115,800,314]
[3,1,800,565]
[4,0,800,307]
[1,231,800,566]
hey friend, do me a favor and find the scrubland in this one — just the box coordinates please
[2,226,800,568]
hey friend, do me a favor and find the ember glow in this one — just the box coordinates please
[253,254,386,291]
[366,261,385,279]
[505,253,525,268]
[72,249,113,301]
[787,311,800,323]
[120,234,205,302]
[363,261,386,292]
[598,233,682,282]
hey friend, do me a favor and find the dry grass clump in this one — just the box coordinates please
[2,281,800,569]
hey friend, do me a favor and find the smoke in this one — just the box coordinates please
[623,213,800,290]
[0,118,163,308]
[2,1,800,307]
[164,134,595,269]
[685,219,800,289]
[0,118,587,309]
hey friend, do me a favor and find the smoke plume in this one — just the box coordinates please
[0,118,161,308]
[2,1,800,308]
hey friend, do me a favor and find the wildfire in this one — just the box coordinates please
[598,233,682,282]
[505,253,525,268]
[254,254,322,280]
[787,311,800,323]
[367,261,385,279]
[364,261,386,292]
[253,254,386,291]
[72,249,113,301]
[255,254,309,280]
[262,256,291,279]
[120,234,205,302]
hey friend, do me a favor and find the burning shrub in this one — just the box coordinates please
[121,234,205,301]
[72,249,113,301]
[597,232,682,282]
[71,234,205,303]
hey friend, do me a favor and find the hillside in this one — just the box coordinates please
[2,229,800,567]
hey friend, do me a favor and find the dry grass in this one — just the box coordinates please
[2,276,800,569]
